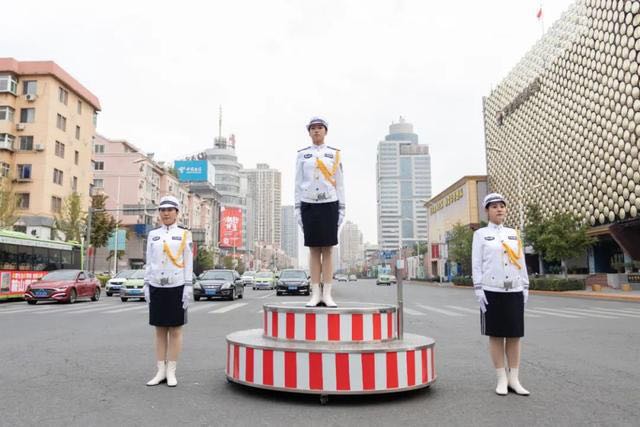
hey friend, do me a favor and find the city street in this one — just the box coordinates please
[1,280,638,426]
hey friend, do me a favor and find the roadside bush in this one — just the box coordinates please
[452,276,473,286]
[96,274,111,287]
[529,277,585,291]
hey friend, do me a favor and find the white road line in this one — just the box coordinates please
[103,305,148,314]
[208,303,247,314]
[589,308,640,318]
[188,303,217,313]
[0,306,50,314]
[595,307,640,315]
[549,307,618,319]
[256,292,275,299]
[525,308,581,318]
[403,308,426,316]
[68,304,142,314]
[416,304,465,317]
[33,304,112,314]
[445,305,481,314]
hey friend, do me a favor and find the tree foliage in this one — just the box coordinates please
[222,255,235,270]
[0,176,18,229]
[195,247,214,273]
[447,222,474,275]
[90,194,119,248]
[54,192,85,242]
[524,204,595,276]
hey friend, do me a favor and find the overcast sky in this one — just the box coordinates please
[4,0,574,244]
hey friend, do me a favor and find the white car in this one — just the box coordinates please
[241,271,256,287]
[105,270,137,296]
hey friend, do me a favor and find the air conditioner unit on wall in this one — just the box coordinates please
[25,93,37,102]
[16,123,25,131]
[34,144,44,151]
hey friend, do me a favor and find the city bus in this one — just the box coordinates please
[0,229,81,300]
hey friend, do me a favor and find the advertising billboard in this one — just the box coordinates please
[219,206,242,248]
[175,160,209,182]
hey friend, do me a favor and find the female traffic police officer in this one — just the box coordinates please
[143,195,193,387]
[295,117,345,307]
[472,193,530,396]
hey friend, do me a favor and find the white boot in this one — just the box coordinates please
[146,361,166,386]
[166,361,178,387]
[508,368,530,395]
[495,368,508,395]
[306,283,322,307]
[322,283,337,307]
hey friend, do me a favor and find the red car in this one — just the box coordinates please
[24,270,101,304]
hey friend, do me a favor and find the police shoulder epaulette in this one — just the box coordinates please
[327,146,339,151]
[297,146,311,152]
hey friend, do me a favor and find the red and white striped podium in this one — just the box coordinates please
[226,302,436,401]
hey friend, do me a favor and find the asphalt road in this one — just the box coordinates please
[1,279,638,426]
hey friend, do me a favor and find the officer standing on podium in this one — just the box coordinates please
[143,195,193,387]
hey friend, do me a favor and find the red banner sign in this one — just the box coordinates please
[219,207,242,248]
[0,270,47,298]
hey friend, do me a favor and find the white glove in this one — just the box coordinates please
[523,288,529,305]
[474,285,488,313]
[338,209,345,227]
[143,282,150,304]
[182,285,193,309]
[295,208,303,228]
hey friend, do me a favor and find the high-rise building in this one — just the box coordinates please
[241,163,282,247]
[281,205,298,265]
[376,117,431,251]
[0,58,100,239]
[339,221,363,272]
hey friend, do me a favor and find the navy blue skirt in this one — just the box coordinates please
[480,290,524,337]
[301,201,339,247]
[149,285,187,327]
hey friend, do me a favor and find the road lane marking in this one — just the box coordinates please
[548,307,618,319]
[416,304,465,317]
[403,308,426,316]
[103,305,148,314]
[33,304,116,314]
[208,303,248,314]
[525,308,581,318]
[594,307,640,315]
[256,292,275,299]
[188,303,218,313]
[589,308,640,318]
[67,304,144,314]
[445,305,481,314]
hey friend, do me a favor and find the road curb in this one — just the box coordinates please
[410,282,640,303]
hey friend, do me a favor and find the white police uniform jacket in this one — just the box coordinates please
[294,144,345,210]
[471,222,529,293]
[145,222,193,288]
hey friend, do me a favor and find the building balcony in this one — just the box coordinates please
[0,140,14,151]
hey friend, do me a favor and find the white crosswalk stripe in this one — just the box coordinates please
[208,303,247,314]
[188,303,218,313]
[525,308,581,318]
[445,305,480,314]
[34,304,109,314]
[589,308,640,318]
[416,304,465,317]
[595,307,640,315]
[403,308,426,316]
[546,307,618,319]
[68,304,142,315]
[103,305,148,314]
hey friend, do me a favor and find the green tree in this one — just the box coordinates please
[535,210,595,278]
[54,192,85,242]
[90,194,119,248]
[447,222,474,275]
[523,204,547,274]
[222,255,235,270]
[195,247,214,273]
[0,176,18,229]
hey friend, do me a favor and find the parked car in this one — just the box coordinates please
[348,274,357,282]
[276,269,310,296]
[24,269,101,304]
[105,269,137,296]
[120,270,147,302]
[336,274,348,282]
[376,274,394,286]
[241,271,256,287]
[254,271,275,290]
[195,269,244,300]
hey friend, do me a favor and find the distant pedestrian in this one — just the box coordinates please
[295,117,345,307]
[143,195,193,387]
[472,193,530,396]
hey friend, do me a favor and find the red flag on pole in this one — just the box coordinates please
[536,8,543,19]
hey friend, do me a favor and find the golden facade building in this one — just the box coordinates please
[0,58,100,239]
[483,1,640,273]
[426,176,487,280]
